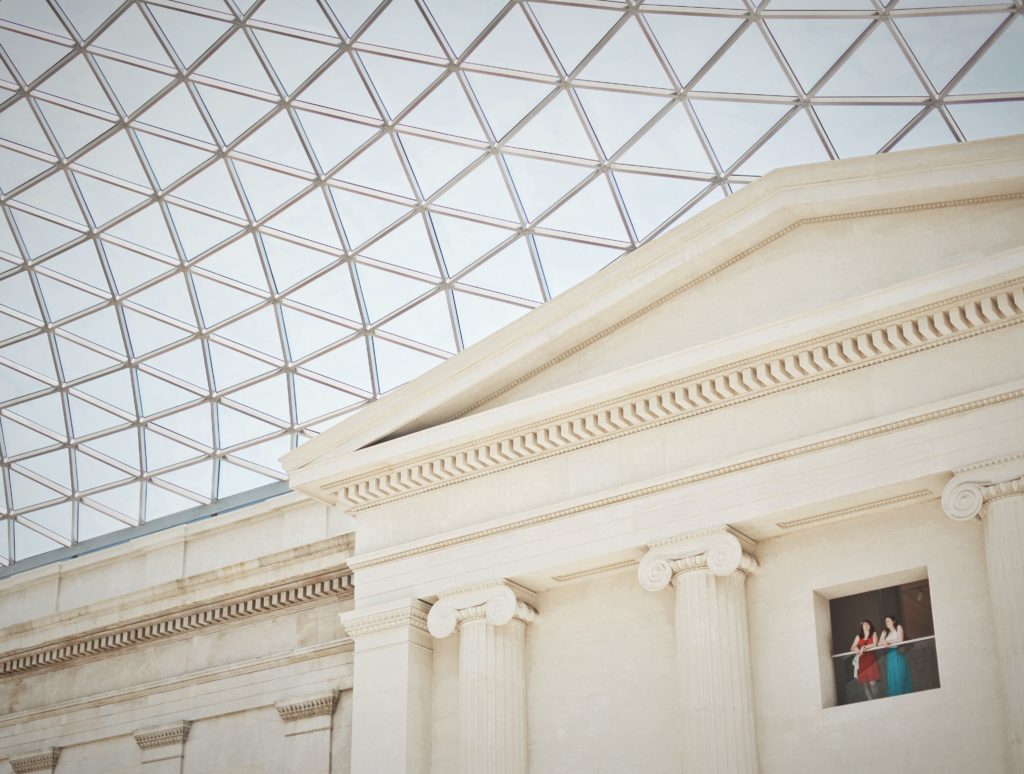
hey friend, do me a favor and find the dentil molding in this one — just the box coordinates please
[942,459,1024,521]
[9,749,60,774]
[134,721,192,750]
[427,580,538,639]
[276,691,339,722]
[339,599,431,638]
[328,278,1024,510]
[638,528,758,592]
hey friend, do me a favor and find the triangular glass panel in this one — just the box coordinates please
[93,5,172,66]
[537,175,627,242]
[59,0,124,40]
[156,460,212,497]
[104,202,177,258]
[36,101,116,156]
[891,110,957,152]
[819,25,927,97]
[136,369,200,415]
[330,188,408,248]
[130,273,196,324]
[208,341,275,389]
[354,263,432,322]
[379,290,456,351]
[0,272,41,319]
[371,335,443,392]
[295,54,380,119]
[13,171,85,224]
[1,333,56,379]
[576,88,670,158]
[103,242,174,293]
[692,100,790,170]
[42,241,106,291]
[361,0,444,56]
[152,403,213,447]
[217,459,278,497]
[81,428,141,470]
[77,130,149,186]
[466,6,555,75]
[78,503,130,540]
[0,98,53,153]
[134,131,213,190]
[292,373,362,424]
[814,104,921,158]
[950,101,1024,142]
[286,265,362,321]
[145,481,201,519]
[146,431,204,472]
[75,449,131,489]
[67,394,124,435]
[766,17,871,92]
[898,12,1007,92]
[507,92,596,160]
[19,449,72,490]
[0,29,70,83]
[618,103,713,172]
[226,374,291,423]
[696,25,795,95]
[95,57,174,116]
[735,109,830,176]
[9,392,67,435]
[534,234,621,297]
[359,52,444,120]
[253,29,336,95]
[254,0,337,36]
[215,305,283,357]
[0,309,35,340]
[399,133,482,197]
[8,209,82,258]
[123,307,190,355]
[76,368,137,411]
[196,30,275,93]
[423,0,504,56]
[0,364,47,403]
[54,336,119,381]
[2,416,59,456]
[232,160,309,219]
[434,157,520,221]
[264,189,341,248]
[0,217,22,263]
[301,337,372,390]
[167,205,242,259]
[952,15,1024,95]
[401,74,485,140]
[142,340,208,389]
[196,234,268,291]
[580,17,672,89]
[73,173,150,226]
[13,520,64,559]
[171,160,244,218]
[297,111,376,172]
[261,234,336,291]
[195,85,277,145]
[465,71,554,139]
[333,135,414,197]
[192,275,262,326]
[453,290,527,348]
[530,3,621,73]
[59,306,125,354]
[431,213,512,276]
[0,146,51,193]
[217,403,280,447]
[135,83,212,142]
[460,238,542,301]
[503,153,592,221]
[149,5,231,68]
[645,13,742,87]
[1,0,73,37]
[38,55,113,112]
[613,172,706,241]
[281,306,354,359]
[361,215,441,276]
[229,433,292,471]
[21,503,72,544]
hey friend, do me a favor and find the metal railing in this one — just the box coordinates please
[831,635,939,706]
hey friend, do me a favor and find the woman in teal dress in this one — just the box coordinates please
[881,615,913,696]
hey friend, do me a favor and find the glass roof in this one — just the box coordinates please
[0,0,1022,567]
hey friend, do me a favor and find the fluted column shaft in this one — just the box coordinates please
[427,581,537,774]
[639,529,760,774]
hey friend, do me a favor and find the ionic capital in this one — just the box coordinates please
[427,580,538,639]
[638,527,758,592]
[941,459,1024,521]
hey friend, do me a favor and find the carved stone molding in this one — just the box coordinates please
[276,691,339,722]
[9,749,60,774]
[339,599,431,639]
[134,721,192,750]
[427,580,538,639]
[329,279,1024,510]
[638,528,758,592]
[0,571,352,678]
[941,461,1024,521]
[776,489,934,530]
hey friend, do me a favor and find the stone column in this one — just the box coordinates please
[638,528,760,774]
[9,749,59,774]
[943,461,1024,772]
[275,691,341,774]
[339,599,433,774]
[427,581,538,774]
[133,722,191,774]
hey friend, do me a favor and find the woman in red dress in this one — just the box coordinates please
[850,619,881,700]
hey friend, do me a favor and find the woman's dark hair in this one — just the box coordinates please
[884,615,900,632]
[858,619,875,638]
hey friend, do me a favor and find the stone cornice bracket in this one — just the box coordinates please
[638,528,758,592]
[134,721,192,750]
[941,460,1024,521]
[10,749,60,774]
[427,580,538,639]
[339,599,431,639]
[276,691,340,722]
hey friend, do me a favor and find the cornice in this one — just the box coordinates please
[552,559,638,583]
[347,387,1024,572]
[276,692,339,722]
[776,490,934,530]
[9,749,59,774]
[339,600,431,638]
[0,571,352,678]
[134,721,191,750]
[329,278,1024,510]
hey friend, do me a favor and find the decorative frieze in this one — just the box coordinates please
[10,749,59,774]
[340,599,430,639]
[0,571,352,678]
[276,692,340,722]
[134,721,192,750]
[330,279,1024,510]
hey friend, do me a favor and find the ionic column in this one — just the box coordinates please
[427,581,538,774]
[133,722,191,774]
[339,599,433,774]
[943,461,1024,772]
[639,528,760,774]
[275,691,340,774]
[9,749,59,774]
